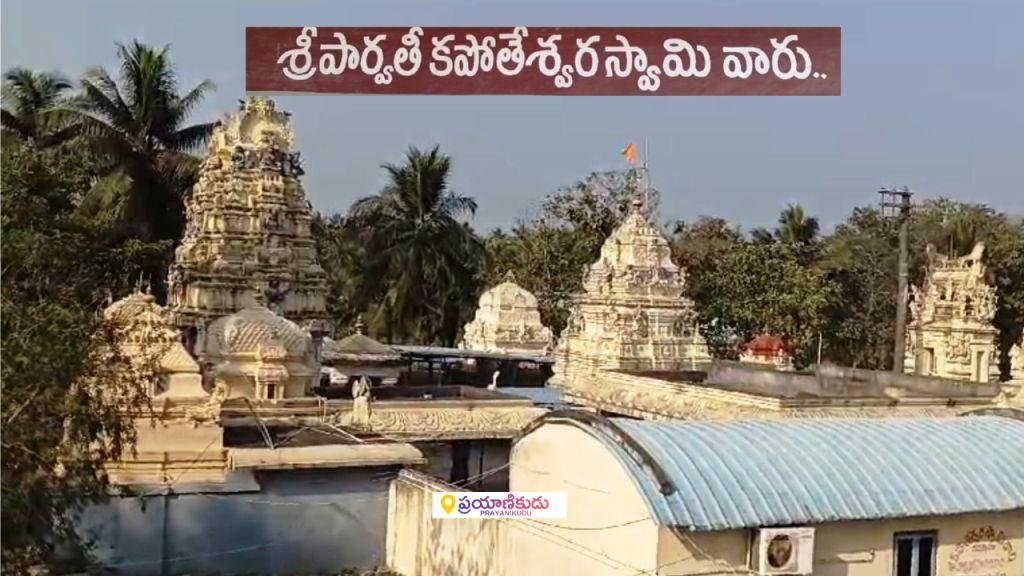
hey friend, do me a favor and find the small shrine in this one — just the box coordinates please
[739,333,794,370]
[551,198,710,390]
[167,97,329,340]
[460,271,554,356]
[321,317,405,386]
[102,290,226,484]
[103,289,205,398]
[905,242,1000,382]
[199,295,319,400]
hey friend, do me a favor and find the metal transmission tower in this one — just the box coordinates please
[879,186,914,373]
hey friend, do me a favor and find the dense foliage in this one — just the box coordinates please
[2,42,212,572]
[319,146,487,345]
[71,41,217,246]
[485,170,653,333]
[1,144,163,572]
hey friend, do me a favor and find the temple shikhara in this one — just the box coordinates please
[905,242,1000,382]
[460,271,554,355]
[551,197,710,393]
[79,97,1024,576]
[167,97,329,343]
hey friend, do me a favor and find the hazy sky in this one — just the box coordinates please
[3,0,1021,231]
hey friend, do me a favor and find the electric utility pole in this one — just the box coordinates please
[879,186,913,373]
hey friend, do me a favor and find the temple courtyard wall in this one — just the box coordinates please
[75,468,396,575]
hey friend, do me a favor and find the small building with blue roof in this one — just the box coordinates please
[499,411,1024,576]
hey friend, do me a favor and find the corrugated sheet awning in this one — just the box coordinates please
[575,416,1024,531]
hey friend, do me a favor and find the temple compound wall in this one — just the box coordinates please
[905,243,1000,382]
[77,468,393,575]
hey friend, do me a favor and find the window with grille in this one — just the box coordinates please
[894,532,936,576]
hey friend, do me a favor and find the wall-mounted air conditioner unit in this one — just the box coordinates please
[753,527,815,575]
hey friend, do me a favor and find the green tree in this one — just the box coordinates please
[817,199,1024,375]
[347,146,487,345]
[671,216,744,286]
[817,207,899,369]
[1,143,161,572]
[539,169,652,251]
[484,170,649,335]
[486,223,596,334]
[312,213,367,334]
[695,241,833,365]
[775,203,820,245]
[70,41,216,243]
[1,68,76,148]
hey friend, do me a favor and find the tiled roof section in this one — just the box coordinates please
[322,334,403,363]
[593,416,1024,531]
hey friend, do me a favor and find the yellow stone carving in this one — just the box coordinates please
[905,243,999,382]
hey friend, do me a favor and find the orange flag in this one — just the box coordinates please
[621,142,638,166]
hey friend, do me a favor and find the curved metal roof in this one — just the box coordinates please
[574,415,1024,531]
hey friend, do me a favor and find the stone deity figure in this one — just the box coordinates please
[351,376,372,429]
[1010,343,1023,383]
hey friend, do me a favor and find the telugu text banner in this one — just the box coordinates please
[246,27,841,96]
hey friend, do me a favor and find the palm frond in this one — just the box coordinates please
[167,121,217,153]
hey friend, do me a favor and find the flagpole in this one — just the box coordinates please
[643,138,650,211]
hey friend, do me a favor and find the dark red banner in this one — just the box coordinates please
[247,27,840,96]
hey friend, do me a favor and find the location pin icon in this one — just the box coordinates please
[441,493,456,514]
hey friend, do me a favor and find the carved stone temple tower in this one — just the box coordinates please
[551,198,710,390]
[460,271,554,356]
[167,97,329,340]
[904,242,999,383]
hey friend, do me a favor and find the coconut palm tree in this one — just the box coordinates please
[776,203,820,245]
[1,68,75,147]
[70,41,216,241]
[349,146,487,344]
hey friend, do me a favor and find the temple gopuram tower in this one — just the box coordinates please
[460,271,554,356]
[551,198,710,390]
[905,242,999,382]
[167,97,329,340]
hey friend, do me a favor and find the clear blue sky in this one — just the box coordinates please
[3,0,1021,231]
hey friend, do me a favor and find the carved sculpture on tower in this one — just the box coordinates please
[904,242,999,382]
[167,97,329,342]
[460,271,554,356]
[551,197,711,391]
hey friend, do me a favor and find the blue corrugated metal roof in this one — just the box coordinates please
[585,416,1024,531]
